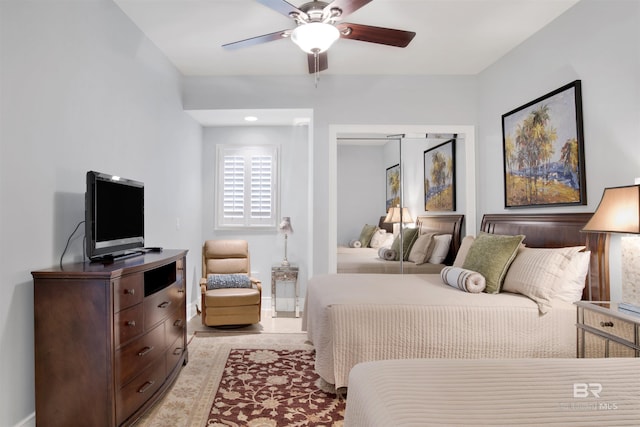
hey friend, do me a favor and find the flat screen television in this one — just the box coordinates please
[85,171,144,260]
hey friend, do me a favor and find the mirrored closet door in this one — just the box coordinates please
[336,133,465,274]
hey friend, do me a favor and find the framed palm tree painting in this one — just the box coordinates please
[386,164,400,211]
[502,80,586,208]
[423,139,456,211]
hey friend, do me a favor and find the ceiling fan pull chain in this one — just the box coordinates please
[314,50,320,88]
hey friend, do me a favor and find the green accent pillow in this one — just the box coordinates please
[358,224,378,247]
[390,228,420,261]
[462,232,525,294]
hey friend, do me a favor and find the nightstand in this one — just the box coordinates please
[271,265,299,318]
[575,301,640,358]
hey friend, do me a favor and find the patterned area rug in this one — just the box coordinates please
[209,348,345,426]
[134,332,344,427]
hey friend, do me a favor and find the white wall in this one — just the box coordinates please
[337,144,386,244]
[476,0,640,300]
[201,126,310,302]
[0,1,202,426]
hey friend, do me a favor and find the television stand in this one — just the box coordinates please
[32,249,188,426]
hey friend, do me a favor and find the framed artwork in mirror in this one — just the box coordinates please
[386,164,400,211]
[423,139,456,211]
[502,80,586,208]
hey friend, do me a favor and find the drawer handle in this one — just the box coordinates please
[178,288,185,294]
[137,346,154,357]
[600,321,614,327]
[126,320,136,327]
[124,288,135,295]
[137,380,155,394]
[173,347,183,356]
[158,301,172,309]
[173,319,184,328]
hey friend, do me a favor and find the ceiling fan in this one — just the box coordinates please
[222,0,416,75]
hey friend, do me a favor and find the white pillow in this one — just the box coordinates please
[554,251,590,303]
[369,229,389,248]
[502,246,584,314]
[380,233,395,249]
[427,234,452,264]
[408,233,436,265]
[453,235,475,267]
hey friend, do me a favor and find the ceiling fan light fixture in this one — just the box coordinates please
[291,22,340,54]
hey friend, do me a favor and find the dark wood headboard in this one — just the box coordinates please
[377,214,464,265]
[416,214,465,265]
[480,213,607,301]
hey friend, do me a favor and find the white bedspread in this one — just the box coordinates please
[336,247,444,274]
[302,273,576,389]
[344,357,640,426]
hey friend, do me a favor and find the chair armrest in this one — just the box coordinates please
[250,277,262,292]
[199,277,207,294]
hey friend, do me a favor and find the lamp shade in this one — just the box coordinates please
[278,217,293,234]
[582,184,640,234]
[384,207,413,224]
[291,22,340,53]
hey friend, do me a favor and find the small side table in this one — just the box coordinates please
[271,265,300,318]
[575,301,640,358]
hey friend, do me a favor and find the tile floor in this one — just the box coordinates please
[188,309,304,334]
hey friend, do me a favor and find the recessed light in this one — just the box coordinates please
[244,116,258,122]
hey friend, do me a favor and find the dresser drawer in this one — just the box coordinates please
[115,323,166,387]
[583,309,636,343]
[113,274,143,312]
[166,335,187,376]
[116,356,166,426]
[144,282,185,329]
[114,304,144,348]
[166,303,186,346]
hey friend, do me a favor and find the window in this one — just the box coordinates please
[216,145,279,229]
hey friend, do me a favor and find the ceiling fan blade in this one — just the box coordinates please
[256,0,307,20]
[324,0,373,18]
[307,52,328,74]
[336,23,416,47]
[222,30,290,50]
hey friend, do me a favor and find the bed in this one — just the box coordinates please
[344,357,640,426]
[337,214,464,273]
[303,212,604,389]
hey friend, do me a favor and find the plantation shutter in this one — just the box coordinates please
[250,155,273,219]
[223,155,245,219]
[216,145,278,229]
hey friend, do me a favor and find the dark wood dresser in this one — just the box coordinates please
[32,250,188,426]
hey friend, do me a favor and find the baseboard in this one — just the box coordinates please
[187,301,199,320]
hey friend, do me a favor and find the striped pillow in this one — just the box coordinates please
[502,246,585,313]
[441,266,486,293]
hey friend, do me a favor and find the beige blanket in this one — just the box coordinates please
[336,247,445,274]
[344,357,640,426]
[303,273,576,389]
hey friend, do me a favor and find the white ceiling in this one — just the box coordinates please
[115,0,580,77]
[115,0,579,127]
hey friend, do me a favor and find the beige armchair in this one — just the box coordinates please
[200,240,262,327]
